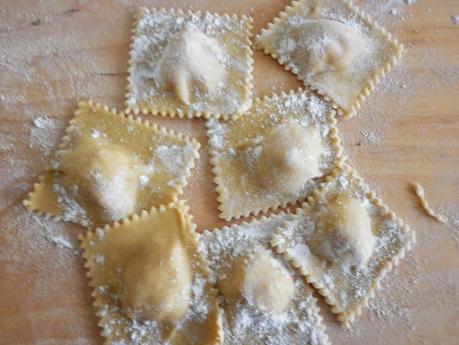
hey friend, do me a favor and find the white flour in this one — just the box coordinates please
[361,0,418,25]
[29,116,61,158]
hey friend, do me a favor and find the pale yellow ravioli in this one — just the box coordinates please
[126,7,254,120]
[206,89,344,221]
[80,202,223,345]
[271,166,416,327]
[23,100,200,228]
[256,0,403,117]
[198,213,330,345]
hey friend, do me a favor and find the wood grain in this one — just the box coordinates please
[0,0,458,344]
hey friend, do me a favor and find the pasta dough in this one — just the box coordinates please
[120,240,192,323]
[256,122,325,195]
[310,194,375,267]
[154,24,226,106]
[218,249,295,314]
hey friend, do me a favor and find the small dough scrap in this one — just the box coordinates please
[287,19,367,76]
[255,122,325,195]
[311,194,375,266]
[120,240,192,323]
[218,249,295,314]
[57,137,138,224]
[155,24,226,105]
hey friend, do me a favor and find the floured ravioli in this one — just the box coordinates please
[206,89,343,220]
[24,101,200,229]
[310,194,375,267]
[256,0,403,116]
[80,202,223,345]
[154,24,226,106]
[198,213,330,345]
[279,19,367,76]
[256,122,325,195]
[271,166,416,326]
[55,136,139,225]
[126,7,253,120]
[218,249,295,314]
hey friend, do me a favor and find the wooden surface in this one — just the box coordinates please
[1,0,458,344]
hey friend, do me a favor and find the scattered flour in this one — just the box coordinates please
[29,116,60,157]
[138,174,149,187]
[361,0,418,26]
[359,129,379,145]
[47,234,79,254]
[155,143,195,177]
[0,205,82,296]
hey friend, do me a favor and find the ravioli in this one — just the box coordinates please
[256,0,403,116]
[218,249,295,314]
[24,101,200,228]
[198,213,329,345]
[126,7,253,120]
[282,19,367,76]
[206,89,344,220]
[55,136,139,225]
[80,202,223,345]
[154,24,226,106]
[310,194,375,267]
[256,122,325,195]
[120,240,193,323]
[271,166,416,326]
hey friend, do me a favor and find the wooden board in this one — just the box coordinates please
[0,0,458,344]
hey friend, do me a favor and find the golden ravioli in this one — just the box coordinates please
[24,101,200,228]
[206,89,344,221]
[198,213,329,345]
[271,166,416,327]
[126,7,254,120]
[80,202,223,345]
[256,0,403,117]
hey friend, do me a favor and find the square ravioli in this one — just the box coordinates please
[206,89,344,221]
[24,101,200,229]
[255,0,403,117]
[270,166,416,327]
[126,7,254,120]
[198,213,329,345]
[80,202,223,345]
